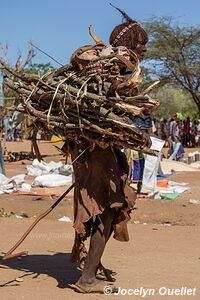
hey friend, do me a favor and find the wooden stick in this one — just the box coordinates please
[3,183,75,260]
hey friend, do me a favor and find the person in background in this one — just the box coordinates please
[160,118,168,146]
[168,118,175,157]
[129,104,153,194]
[191,120,198,147]
[168,113,180,157]
[13,124,23,141]
[2,109,13,141]
[183,117,191,147]
[152,118,158,135]
[196,120,200,147]
[11,108,24,142]
[168,112,185,160]
[169,135,185,161]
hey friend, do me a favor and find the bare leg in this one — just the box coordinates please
[78,207,114,285]
[137,181,142,194]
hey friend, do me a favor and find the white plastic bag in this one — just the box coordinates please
[33,174,72,187]
[27,159,71,176]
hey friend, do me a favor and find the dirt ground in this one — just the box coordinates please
[0,141,200,299]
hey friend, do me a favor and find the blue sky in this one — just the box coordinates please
[1,0,200,67]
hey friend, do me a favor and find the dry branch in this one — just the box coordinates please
[0,45,160,154]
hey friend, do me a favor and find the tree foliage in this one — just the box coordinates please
[151,84,198,120]
[144,17,200,116]
[1,46,54,107]
[24,63,54,75]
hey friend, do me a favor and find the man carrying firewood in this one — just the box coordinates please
[67,5,150,293]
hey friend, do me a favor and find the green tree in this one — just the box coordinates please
[1,47,54,106]
[144,17,200,116]
[24,63,54,75]
[151,84,198,119]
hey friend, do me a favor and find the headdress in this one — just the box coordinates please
[109,3,148,51]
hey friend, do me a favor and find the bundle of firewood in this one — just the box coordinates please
[0,45,159,155]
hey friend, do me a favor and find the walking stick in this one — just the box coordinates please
[2,183,75,260]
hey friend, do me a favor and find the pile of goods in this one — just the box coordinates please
[4,149,34,162]
[0,43,159,154]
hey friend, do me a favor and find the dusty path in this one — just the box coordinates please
[0,220,199,300]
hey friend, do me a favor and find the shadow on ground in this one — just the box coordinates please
[0,253,80,289]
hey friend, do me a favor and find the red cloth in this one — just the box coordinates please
[184,120,191,135]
